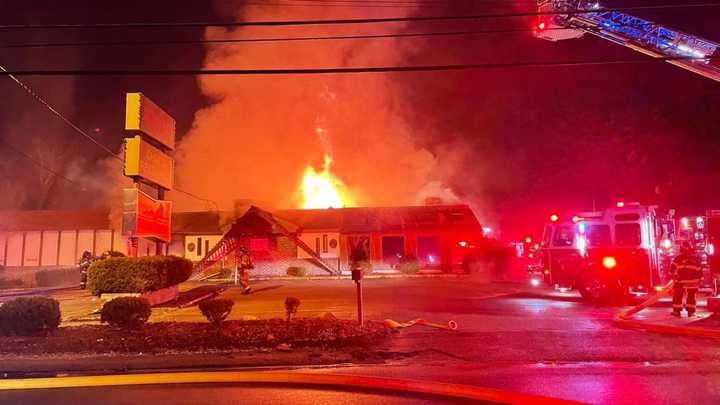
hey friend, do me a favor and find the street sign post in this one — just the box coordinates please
[123,93,176,255]
[352,266,364,326]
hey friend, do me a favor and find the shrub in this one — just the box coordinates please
[0,278,23,290]
[0,297,61,336]
[285,297,301,322]
[352,261,373,275]
[198,298,234,325]
[87,255,193,295]
[397,255,421,274]
[100,297,151,329]
[286,266,308,277]
[35,268,80,287]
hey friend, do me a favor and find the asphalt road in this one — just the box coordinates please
[0,384,468,405]
[3,278,720,404]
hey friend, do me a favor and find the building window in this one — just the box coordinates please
[616,223,641,246]
[587,225,611,247]
[553,226,574,247]
[348,236,370,263]
[382,236,405,266]
[417,235,440,267]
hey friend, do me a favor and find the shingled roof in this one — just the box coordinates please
[0,205,482,235]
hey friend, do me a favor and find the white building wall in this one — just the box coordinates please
[58,231,77,266]
[0,232,7,266]
[76,230,95,261]
[95,230,112,255]
[40,231,59,266]
[6,233,23,266]
[22,232,41,267]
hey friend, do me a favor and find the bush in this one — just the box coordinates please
[398,255,421,274]
[285,297,301,322]
[352,261,373,275]
[100,297,151,329]
[198,298,234,325]
[35,268,80,287]
[0,297,61,336]
[0,278,23,290]
[286,266,308,277]
[87,255,193,295]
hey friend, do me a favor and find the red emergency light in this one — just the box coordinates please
[537,22,546,30]
[616,202,625,208]
[524,237,532,244]
[550,214,559,222]
[571,215,583,223]
[602,256,617,269]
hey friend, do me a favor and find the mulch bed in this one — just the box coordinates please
[0,319,390,355]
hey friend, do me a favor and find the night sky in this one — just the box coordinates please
[0,0,718,239]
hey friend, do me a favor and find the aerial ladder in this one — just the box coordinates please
[535,1,720,82]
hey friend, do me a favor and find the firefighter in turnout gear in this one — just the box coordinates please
[671,242,703,317]
[236,247,254,294]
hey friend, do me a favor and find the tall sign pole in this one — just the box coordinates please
[122,93,176,256]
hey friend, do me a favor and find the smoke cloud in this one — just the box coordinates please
[172,3,450,211]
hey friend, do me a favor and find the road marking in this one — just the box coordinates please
[0,370,583,404]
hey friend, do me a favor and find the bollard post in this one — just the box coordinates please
[352,267,364,326]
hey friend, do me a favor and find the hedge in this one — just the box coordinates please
[101,297,151,329]
[198,298,234,325]
[87,255,193,295]
[286,266,308,277]
[398,255,421,274]
[0,297,61,336]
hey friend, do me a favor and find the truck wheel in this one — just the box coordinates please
[577,273,620,305]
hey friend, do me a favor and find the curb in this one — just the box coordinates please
[209,274,473,282]
[0,285,78,299]
[613,281,720,339]
[0,370,584,404]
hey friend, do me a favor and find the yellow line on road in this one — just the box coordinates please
[0,371,584,404]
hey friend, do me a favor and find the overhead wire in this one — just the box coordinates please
[0,27,600,49]
[0,55,716,77]
[0,63,220,211]
[0,138,87,190]
[0,3,716,30]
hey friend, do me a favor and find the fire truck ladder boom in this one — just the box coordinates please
[536,1,720,82]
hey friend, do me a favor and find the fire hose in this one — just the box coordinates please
[383,318,458,331]
[614,280,720,339]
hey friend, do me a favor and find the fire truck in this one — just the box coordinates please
[531,203,676,304]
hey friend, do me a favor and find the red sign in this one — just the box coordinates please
[122,189,172,242]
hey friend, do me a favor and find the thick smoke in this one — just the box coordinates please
[172,3,451,211]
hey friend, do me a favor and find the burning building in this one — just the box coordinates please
[0,203,485,286]
[186,204,485,277]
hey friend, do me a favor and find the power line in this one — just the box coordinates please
[0,139,87,190]
[0,27,585,50]
[0,3,716,30]
[0,63,221,210]
[0,56,715,77]
[0,64,120,158]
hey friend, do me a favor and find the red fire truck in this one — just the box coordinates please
[531,203,676,304]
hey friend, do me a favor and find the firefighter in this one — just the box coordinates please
[671,241,703,317]
[78,251,94,289]
[236,247,254,294]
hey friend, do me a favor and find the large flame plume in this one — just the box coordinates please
[300,154,353,209]
[171,2,453,211]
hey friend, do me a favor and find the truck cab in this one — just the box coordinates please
[539,203,669,303]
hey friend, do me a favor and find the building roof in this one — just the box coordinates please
[274,205,481,234]
[0,204,482,235]
[0,209,111,232]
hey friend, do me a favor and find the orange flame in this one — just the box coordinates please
[300,154,353,209]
